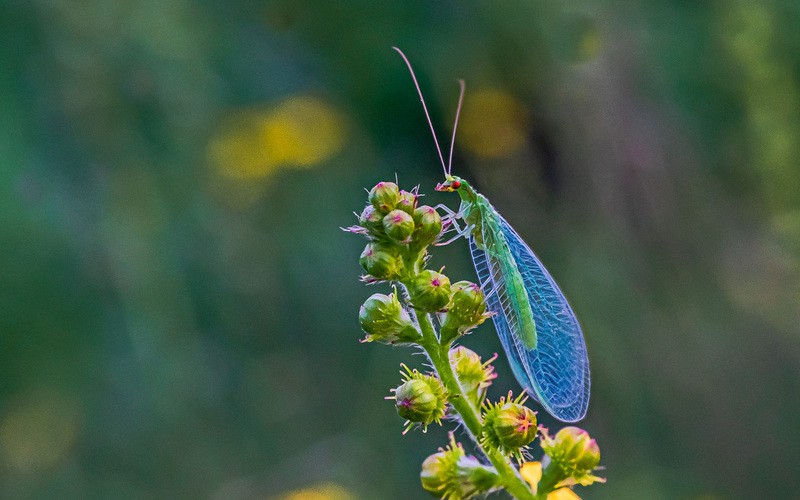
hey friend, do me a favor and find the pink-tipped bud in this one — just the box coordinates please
[539,426,604,487]
[359,242,404,280]
[358,291,418,344]
[491,403,538,449]
[368,181,401,213]
[480,393,537,460]
[407,269,451,312]
[359,204,385,234]
[397,189,417,215]
[382,209,415,243]
[394,379,441,423]
[412,205,443,246]
[543,427,601,473]
[390,366,447,432]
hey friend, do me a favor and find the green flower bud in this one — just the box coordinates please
[358,204,385,234]
[540,426,604,487]
[397,189,417,215]
[382,209,415,243]
[359,242,404,280]
[413,205,443,246]
[394,379,439,423]
[420,451,450,496]
[492,403,538,448]
[369,181,401,213]
[441,281,491,342]
[449,346,497,406]
[359,291,419,343]
[389,365,447,433]
[408,269,451,312]
[480,393,537,461]
[421,434,501,498]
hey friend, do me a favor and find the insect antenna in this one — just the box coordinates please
[392,47,448,178]
[447,79,465,176]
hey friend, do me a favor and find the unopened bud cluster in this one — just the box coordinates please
[347,181,444,283]
[347,181,489,338]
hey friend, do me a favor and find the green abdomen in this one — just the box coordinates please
[498,249,538,350]
[473,197,538,350]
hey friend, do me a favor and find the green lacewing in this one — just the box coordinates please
[394,47,590,422]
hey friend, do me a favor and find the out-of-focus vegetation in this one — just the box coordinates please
[1,1,799,498]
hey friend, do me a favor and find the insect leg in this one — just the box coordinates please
[435,224,475,246]
[434,203,463,218]
[441,216,465,235]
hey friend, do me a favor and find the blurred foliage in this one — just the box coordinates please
[1,0,799,498]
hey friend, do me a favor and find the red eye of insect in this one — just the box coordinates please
[451,180,461,189]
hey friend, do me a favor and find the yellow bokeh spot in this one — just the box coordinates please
[520,462,582,499]
[578,26,603,62]
[0,390,81,472]
[460,88,527,159]
[278,482,354,500]
[209,96,346,179]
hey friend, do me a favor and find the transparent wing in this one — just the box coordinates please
[469,213,590,422]
[470,238,533,393]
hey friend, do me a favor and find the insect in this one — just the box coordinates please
[393,47,590,422]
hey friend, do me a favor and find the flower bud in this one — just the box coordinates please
[420,451,450,495]
[449,346,496,406]
[421,435,501,498]
[540,426,604,487]
[397,189,417,215]
[394,379,440,423]
[408,269,451,312]
[491,403,538,449]
[369,181,401,213]
[480,393,537,461]
[359,291,418,343]
[358,204,385,234]
[389,365,447,432]
[359,242,404,280]
[542,427,600,472]
[382,209,415,243]
[441,281,491,342]
[413,205,443,246]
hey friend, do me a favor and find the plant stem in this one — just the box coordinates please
[416,311,535,500]
[533,463,563,500]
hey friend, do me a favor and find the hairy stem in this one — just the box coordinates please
[416,311,535,500]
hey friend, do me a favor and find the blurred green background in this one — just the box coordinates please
[2,1,800,498]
